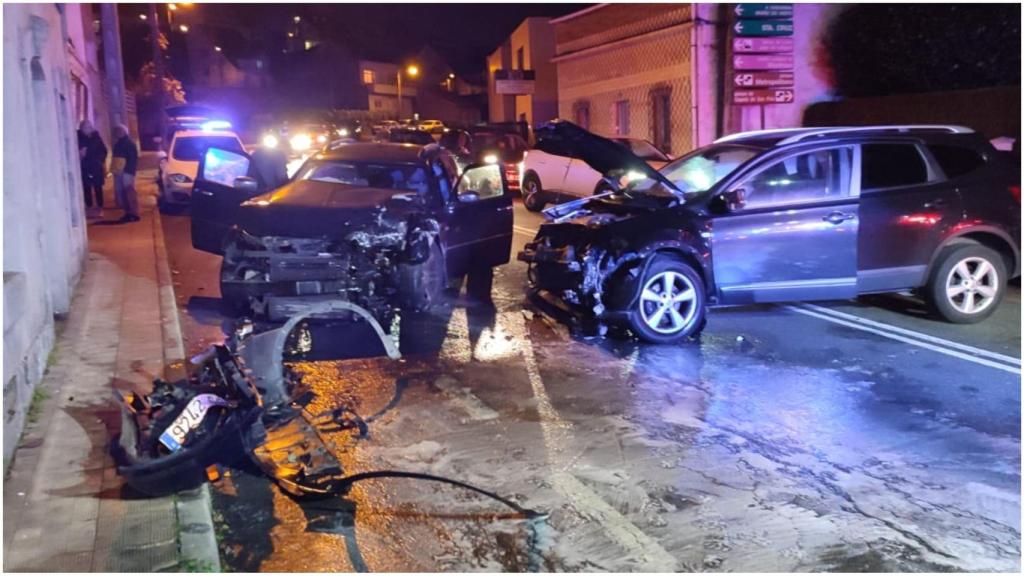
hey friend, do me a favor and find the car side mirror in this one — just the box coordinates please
[718,187,747,212]
[233,176,260,195]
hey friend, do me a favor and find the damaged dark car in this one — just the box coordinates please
[519,121,1020,344]
[190,142,513,326]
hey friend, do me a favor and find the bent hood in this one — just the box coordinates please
[236,179,416,238]
[534,120,681,194]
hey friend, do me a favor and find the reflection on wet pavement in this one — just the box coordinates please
[209,279,1019,572]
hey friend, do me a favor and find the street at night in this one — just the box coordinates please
[155,182,1021,571]
[4,2,1021,573]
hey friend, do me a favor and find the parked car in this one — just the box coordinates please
[189,142,513,327]
[520,136,671,211]
[387,128,436,145]
[439,128,529,191]
[519,121,1020,343]
[417,119,445,134]
[158,129,246,207]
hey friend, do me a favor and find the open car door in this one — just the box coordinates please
[191,146,286,254]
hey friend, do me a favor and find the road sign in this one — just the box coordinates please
[734,4,794,19]
[734,19,793,36]
[733,37,794,53]
[733,88,795,105]
[733,53,794,70]
[733,71,795,88]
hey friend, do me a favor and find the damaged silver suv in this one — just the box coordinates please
[190,142,514,326]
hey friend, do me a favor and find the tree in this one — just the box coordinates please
[134,61,187,105]
[823,4,1021,98]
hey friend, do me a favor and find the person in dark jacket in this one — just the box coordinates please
[77,119,107,214]
[111,124,140,222]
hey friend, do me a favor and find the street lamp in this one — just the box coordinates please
[396,64,418,120]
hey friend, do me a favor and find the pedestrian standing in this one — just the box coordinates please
[111,124,140,223]
[77,119,107,216]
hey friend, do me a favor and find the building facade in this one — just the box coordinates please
[3,3,110,465]
[487,17,558,129]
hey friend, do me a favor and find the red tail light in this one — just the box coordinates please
[1010,186,1020,203]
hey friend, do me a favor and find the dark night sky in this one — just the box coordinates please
[206,3,587,74]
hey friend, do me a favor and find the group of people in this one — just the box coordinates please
[76,120,140,223]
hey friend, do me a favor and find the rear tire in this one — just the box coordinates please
[626,256,706,344]
[522,173,545,212]
[926,244,1006,323]
[219,260,253,316]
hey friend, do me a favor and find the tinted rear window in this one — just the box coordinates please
[927,144,987,179]
[862,143,929,189]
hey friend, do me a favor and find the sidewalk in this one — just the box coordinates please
[2,164,221,571]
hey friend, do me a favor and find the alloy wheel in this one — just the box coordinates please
[945,256,999,315]
[639,270,698,334]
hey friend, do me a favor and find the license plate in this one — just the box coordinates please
[158,394,228,452]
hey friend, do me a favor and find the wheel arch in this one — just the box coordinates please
[927,226,1020,281]
[602,242,711,312]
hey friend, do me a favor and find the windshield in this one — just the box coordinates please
[658,144,761,194]
[296,160,434,193]
[172,136,243,162]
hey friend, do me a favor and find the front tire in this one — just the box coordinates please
[626,257,706,344]
[926,244,1006,323]
[522,173,546,212]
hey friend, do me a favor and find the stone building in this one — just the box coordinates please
[3,3,113,465]
[487,17,559,129]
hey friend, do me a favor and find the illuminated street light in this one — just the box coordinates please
[168,3,178,10]
[179,24,189,33]
[293,15,301,23]
[396,63,419,120]
[287,32,294,38]
[406,65,419,77]
[139,13,147,20]
[214,46,222,52]
[448,73,455,79]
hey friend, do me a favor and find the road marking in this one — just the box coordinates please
[786,305,1021,375]
[514,225,538,237]
[799,303,1021,366]
[514,315,676,570]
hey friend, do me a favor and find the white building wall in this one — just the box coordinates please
[3,3,91,466]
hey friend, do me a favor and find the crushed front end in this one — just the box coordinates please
[221,215,442,325]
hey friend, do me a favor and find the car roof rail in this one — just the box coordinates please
[776,125,974,146]
[714,125,974,146]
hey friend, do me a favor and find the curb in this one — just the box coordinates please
[151,203,223,572]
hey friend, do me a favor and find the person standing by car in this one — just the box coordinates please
[77,119,107,216]
[111,124,140,222]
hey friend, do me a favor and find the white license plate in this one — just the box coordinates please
[158,394,227,452]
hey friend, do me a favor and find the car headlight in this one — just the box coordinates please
[169,173,193,184]
[626,170,648,183]
[316,134,328,144]
[483,153,498,164]
[262,134,279,148]
[338,128,349,137]
[290,134,312,151]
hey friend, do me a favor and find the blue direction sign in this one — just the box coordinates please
[734,4,794,19]
[734,19,793,36]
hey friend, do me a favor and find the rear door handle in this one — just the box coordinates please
[822,211,855,225]
[197,189,213,197]
[923,198,948,208]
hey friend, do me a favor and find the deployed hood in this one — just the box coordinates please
[236,179,417,238]
[534,120,682,194]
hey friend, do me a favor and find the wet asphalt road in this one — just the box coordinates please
[160,198,1020,571]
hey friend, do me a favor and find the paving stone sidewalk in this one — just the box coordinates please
[2,165,220,571]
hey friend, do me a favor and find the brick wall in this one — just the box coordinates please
[554,6,694,156]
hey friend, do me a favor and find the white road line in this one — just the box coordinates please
[786,305,1021,375]
[799,303,1021,366]
[513,225,538,237]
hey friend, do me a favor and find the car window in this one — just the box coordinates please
[927,144,987,179]
[173,136,244,162]
[201,147,250,187]
[457,164,504,200]
[297,161,434,194]
[660,145,760,193]
[862,143,929,190]
[742,147,853,209]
